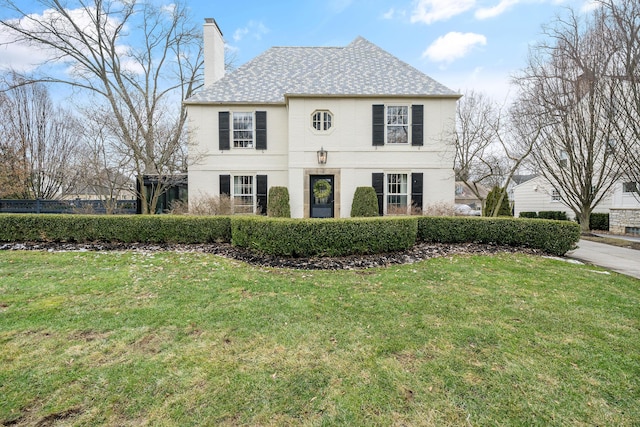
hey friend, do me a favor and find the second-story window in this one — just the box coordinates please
[312,110,333,131]
[387,106,408,144]
[233,112,254,148]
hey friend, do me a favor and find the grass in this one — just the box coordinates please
[1,250,639,426]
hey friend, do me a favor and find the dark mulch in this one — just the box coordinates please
[0,241,542,270]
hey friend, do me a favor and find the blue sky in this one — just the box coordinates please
[1,0,599,103]
[197,0,599,102]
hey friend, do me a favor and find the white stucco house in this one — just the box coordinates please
[184,19,460,218]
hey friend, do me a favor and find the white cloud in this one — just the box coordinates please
[423,32,487,63]
[475,0,520,19]
[579,0,600,13]
[232,20,269,42]
[382,8,395,19]
[410,0,476,24]
[0,6,125,73]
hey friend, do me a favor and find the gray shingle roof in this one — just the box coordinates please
[186,37,458,104]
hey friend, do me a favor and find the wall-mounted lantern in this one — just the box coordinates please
[317,147,328,165]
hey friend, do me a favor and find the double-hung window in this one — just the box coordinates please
[233,112,254,148]
[233,175,254,213]
[551,189,561,201]
[387,173,408,213]
[386,106,409,144]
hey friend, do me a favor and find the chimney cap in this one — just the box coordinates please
[204,18,223,36]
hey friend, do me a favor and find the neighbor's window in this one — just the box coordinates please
[233,175,254,213]
[559,150,568,168]
[551,189,561,201]
[387,106,408,144]
[312,110,332,131]
[623,182,639,193]
[387,173,408,213]
[233,112,254,148]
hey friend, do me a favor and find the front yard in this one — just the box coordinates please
[1,250,638,425]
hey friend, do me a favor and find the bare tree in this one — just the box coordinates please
[453,90,501,211]
[515,8,623,231]
[598,0,640,201]
[453,90,536,216]
[0,74,83,199]
[0,91,28,198]
[0,0,203,213]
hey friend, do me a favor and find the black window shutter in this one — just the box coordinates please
[219,112,230,150]
[372,172,384,216]
[412,105,424,146]
[256,175,268,215]
[256,111,267,150]
[219,174,231,196]
[372,105,385,146]
[411,173,423,211]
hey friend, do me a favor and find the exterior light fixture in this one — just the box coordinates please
[317,147,327,165]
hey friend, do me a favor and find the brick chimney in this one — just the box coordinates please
[204,18,224,86]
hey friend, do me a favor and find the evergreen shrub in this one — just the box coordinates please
[417,216,580,256]
[538,211,569,221]
[350,187,379,217]
[267,187,291,218]
[519,212,538,219]
[484,186,512,216]
[589,213,609,231]
[231,216,417,257]
[0,214,232,244]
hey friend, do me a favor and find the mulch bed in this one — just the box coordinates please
[0,241,542,270]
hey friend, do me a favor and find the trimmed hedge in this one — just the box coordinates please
[0,213,581,257]
[589,213,609,231]
[417,216,580,256]
[231,216,417,257]
[538,211,569,221]
[0,214,232,244]
[519,212,538,219]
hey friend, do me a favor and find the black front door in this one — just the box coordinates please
[310,175,334,218]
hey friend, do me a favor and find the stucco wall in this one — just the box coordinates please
[187,96,456,217]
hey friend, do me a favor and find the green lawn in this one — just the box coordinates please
[1,250,638,426]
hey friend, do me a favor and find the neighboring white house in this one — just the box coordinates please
[184,19,460,218]
[512,175,612,219]
[610,181,640,234]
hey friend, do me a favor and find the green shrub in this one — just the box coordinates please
[417,216,580,256]
[350,187,379,217]
[267,187,291,218]
[231,216,417,257]
[0,214,232,244]
[519,212,538,219]
[484,186,512,216]
[538,211,569,221]
[589,213,609,231]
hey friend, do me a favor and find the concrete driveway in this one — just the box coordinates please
[566,239,640,280]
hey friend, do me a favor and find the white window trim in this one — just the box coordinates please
[385,105,410,145]
[232,112,255,149]
[383,172,410,215]
[551,189,561,202]
[311,110,334,133]
[232,174,256,214]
